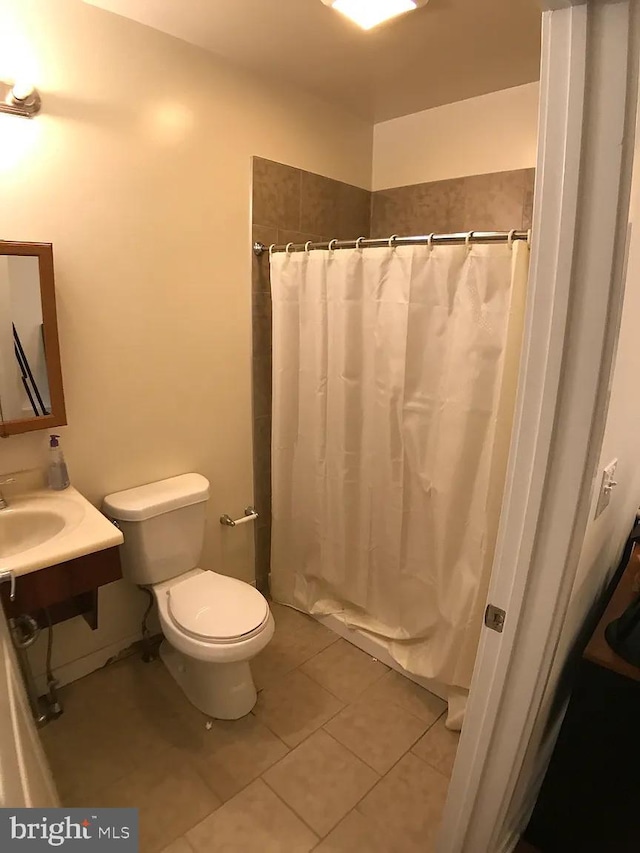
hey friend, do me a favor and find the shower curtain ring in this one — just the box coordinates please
[388,234,399,248]
[507,229,516,251]
[328,239,338,252]
[268,244,276,257]
[285,242,294,254]
[427,233,435,252]
[355,236,366,250]
[304,241,312,252]
[465,231,474,251]
[527,228,532,249]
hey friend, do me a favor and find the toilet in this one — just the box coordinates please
[103,473,274,720]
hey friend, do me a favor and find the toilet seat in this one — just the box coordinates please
[167,571,270,644]
[154,569,274,665]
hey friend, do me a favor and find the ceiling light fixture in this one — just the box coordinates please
[0,81,41,118]
[322,0,428,30]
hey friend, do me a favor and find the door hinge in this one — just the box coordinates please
[484,604,506,633]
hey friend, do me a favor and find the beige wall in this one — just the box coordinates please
[0,0,372,684]
[372,83,540,191]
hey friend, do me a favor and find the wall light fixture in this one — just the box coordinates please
[321,0,429,30]
[0,81,41,118]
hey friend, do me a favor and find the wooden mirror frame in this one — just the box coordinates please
[0,241,66,436]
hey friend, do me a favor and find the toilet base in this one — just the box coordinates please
[160,640,258,719]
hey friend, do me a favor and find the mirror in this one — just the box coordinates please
[0,242,66,436]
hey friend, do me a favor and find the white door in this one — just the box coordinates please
[438,1,639,850]
[0,606,58,808]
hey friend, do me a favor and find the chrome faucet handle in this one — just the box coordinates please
[0,571,16,601]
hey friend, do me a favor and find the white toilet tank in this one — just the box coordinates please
[103,473,210,586]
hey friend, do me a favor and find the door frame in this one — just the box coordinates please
[438,1,640,850]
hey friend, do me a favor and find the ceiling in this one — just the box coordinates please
[83,0,542,123]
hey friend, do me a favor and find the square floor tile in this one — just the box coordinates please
[263,729,378,837]
[60,656,182,725]
[252,669,344,747]
[44,721,139,804]
[301,640,389,702]
[251,645,298,692]
[159,838,193,853]
[44,658,193,802]
[411,715,460,777]
[252,603,339,689]
[364,671,447,724]
[154,702,225,762]
[82,747,221,853]
[357,753,448,853]
[194,715,289,801]
[105,694,185,765]
[314,810,396,852]
[46,654,257,781]
[187,779,317,853]
[324,691,428,773]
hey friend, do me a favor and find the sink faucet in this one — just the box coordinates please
[0,477,16,510]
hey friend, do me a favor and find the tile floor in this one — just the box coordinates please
[40,602,459,853]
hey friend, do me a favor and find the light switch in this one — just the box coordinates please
[595,458,618,519]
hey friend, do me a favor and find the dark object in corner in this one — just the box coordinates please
[525,517,640,852]
[605,522,640,666]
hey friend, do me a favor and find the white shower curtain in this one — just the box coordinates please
[269,242,529,726]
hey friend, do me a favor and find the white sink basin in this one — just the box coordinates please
[0,509,66,557]
[0,487,123,576]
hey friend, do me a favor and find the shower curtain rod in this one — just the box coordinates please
[253,229,531,257]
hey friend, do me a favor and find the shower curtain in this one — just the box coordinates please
[269,241,529,727]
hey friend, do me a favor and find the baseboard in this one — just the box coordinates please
[32,633,144,695]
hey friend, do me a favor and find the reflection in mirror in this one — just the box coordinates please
[0,241,65,436]
[0,255,51,420]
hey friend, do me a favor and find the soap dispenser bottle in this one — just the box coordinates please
[48,434,70,490]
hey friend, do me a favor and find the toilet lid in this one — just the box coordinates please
[168,572,269,642]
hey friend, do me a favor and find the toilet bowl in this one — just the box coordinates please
[103,473,273,719]
[153,568,274,719]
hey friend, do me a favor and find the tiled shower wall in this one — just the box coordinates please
[251,159,535,590]
[371,169,535,235]
[251,157,371,591]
